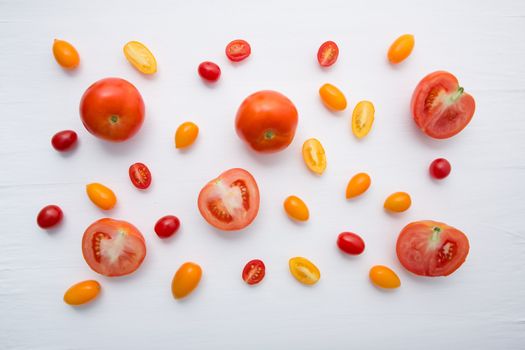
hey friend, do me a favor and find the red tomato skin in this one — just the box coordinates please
[337,232,365,255]
[317,41,339,67]
[129,162,152,189]
[37,205,63,229]
[80,78,145,142]
[198,61,221,82]
[429,158,451,179]
[226,39,251,62]
[51,130,78,151]
[242,259,266,285]
[154,215,180,238]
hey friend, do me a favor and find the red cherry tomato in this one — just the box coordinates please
[129,162,152,189]
[429,158,451,179]
[198,61,221,82]
[51,130,78,152]
[37,205,63,229]
[337,232,365,255]
[242,259,265,285]
[154,215,180,238]
[317,41,339,67]
[225,39,251,62]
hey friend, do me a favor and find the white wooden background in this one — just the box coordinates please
[1,0,524,349]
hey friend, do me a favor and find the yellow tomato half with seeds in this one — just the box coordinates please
[123,41,157,74]
[86,183,116,210]
[351,101,375,139]
[302,138,326,175]
[289,257,320,285]
[64,280,101,306]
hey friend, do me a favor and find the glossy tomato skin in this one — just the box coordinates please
[51,130,78,152]
[387,34,415,64]
[346,172,371,199]
[226,39,251,62]
[154,215,180,238]
[37,205,63,229]
[337,232,365,255]
[63,280,101,306]
[172,262,202,299]
[129,162,152,189]
[396,220,469,277]
[317,41,339,67]
[242,259,265,285]
[52,39,80,69]
[319,83,347,111]
[175,122,199,149]
[80,78,145,142]
[235,91,298,153]
[198,61,221,82]
[369,265,401,289]
[384,192,411,212]
[429,158,451,179]
[86,183,117,210]
[284,195,309,222]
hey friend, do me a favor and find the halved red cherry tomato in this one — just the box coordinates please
[129,162,151,189]
[226,39,251,62]
[154,215,180,239]
[337,232,365,255]
[429,158,451,179]
[37,205,63,229]
[198,168,260,231]
[51,130,77,152]
[82,218,146,277]
[317,41,339,67]
[198,61,221,82]
[242,259,265,285]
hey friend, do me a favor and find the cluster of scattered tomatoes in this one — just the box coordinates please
[41,35,475,306]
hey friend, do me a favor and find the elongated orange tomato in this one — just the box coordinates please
[86,183,117,210]
[289,257,320,285]
[52,39,80,69]
[384,192,411,212]
[123,41,157,74]
[284,196,309,221]
[302,138,326,175]
[369,265,401,289]
[175,122,199,149]
[64,280,101,306]
[172,262,202,299]
[346,172,371,199]
[351,101,375,139]
[388,34,414,64]
[319,83,347,111]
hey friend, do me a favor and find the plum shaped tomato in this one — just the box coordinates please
[123,41,157,75]
[289,257,320,285]
[198,61,221,82]
[175,121,199,149]
[387,34,415,64]
[242,259,265,285]
[302,138,326,175]
[37,205,63,229]
[346,172,371,199]
[52,39,80,69]
[284,195,309,222]
[80,78,145,142]
[63,280,101,306]
[396,220,469,277]
[154,215,180,239]
[129,162,152,189]
[429,158,451,179]
[235,90,298,153]
[226,39,251,62]
[198,168,260,231]
[317,41,339,67]
[337,232,365,255]
[172,262,202,299]
[82,218,146,277]
[51,130,78,152]
[384,192,411,213]
[319,83,347,111]
[369,265,401,289]
[411,71,475,139]
[86,183,117,210]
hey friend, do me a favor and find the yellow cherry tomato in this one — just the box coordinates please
[384,191,411,212]
[302,138,326,175]
[289,257,320,285]
[172,262,202,299]
[319,83,347,111]
[369,265,401,289]
[387,34,415,64]
[86,183,117,210]
[284,195,309,221]
[346,172,371,199]
[63,280,101,306]
[351,100,375,139]
[175,122,199,149]
[52,39,80,69]
[123,41,157,74]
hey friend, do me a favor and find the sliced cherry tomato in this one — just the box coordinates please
[302,138,326,175]
[86,183,116,210]
[198,168,260,231]
[429,158,451,179]
[346,172,371,199]
[384,192,411,212]
[198,61,221,82]
[351,100,375,139]
[242,259,265,285]
[319,83,347,111]
[51,130,78,152]
[317,41,339,67]
[226,39,251,62]
[63,280,101,306]
[397,220,470,277]
[411,71,476,139]
[82,218,146,277]
[175,121,199,149]
[172,262,202,299]
[129,162,151,189]
[284,195,309,222]
[123,41,157,74]
[37,205,63,229]
[154,215,180,239]
[369,265,401,289]
[337,232,365,255]
[387,34,415,64]
[289,257,320,285]
[52,39,80,69]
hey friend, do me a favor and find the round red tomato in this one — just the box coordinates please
[198,61,221,82]
[37,205,63,229]
[396,220,469,277]
[129,162,151,189]
[226,39,251,62]
[337,232,365,255]
[242,259,265,285]
[411,71,475,139]
[51,130,77,151]
[80,78,145,142]
[317,41,339,67]
[198,168,260,231]
[235,90,298,153]
[154,215,180,238]
[429,158,451,179]
[82,218,146,277]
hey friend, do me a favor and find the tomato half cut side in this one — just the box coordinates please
[129,162,152,189]
[242,259,266,285]
[317,41,339,67]
[226,39,251,62]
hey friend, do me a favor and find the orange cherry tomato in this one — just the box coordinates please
[52,39,80,69]
[289,257,320,285]
[384,192,411,212]
[351,101,375,139]
[369,265,401,289]
[175,122,199,149]
[387,34,415,64]
[319,83,347,111]
[172,262,202,299]
[63,280,101,306]
[346,172,371,199]
[86,183,117,210]
[284,195,309,222]
[123,41,157,74]
[302,138,326,175]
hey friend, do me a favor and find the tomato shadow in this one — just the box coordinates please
[200,79,222,90]
[241,143,295,168]
[408,118,460,150]
[56,142,80,158]
[67,290,103,312]
[94,129,147,157]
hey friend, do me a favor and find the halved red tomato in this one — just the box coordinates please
[226,39,251,62]
[396,220,469,277]
[82,218,146,277]
[411,71,475,139]
[317,41,339,67]
[198,168,260,231]
[242,259,265,285]
[129,162,151,189]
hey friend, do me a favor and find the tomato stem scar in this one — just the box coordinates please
[264,130,275,140]
[110,115,119,124]
[450,87,464,103]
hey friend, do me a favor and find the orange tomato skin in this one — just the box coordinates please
[86,183,117,210]
[369,265,401,289]
[284,196,309,221]
[63,280,101,306]
[346,173,371,199]
[172,262,202,299]
[319,84,347,111]
[175,122,199,148]
[387,34,415,64]
[53,39,80,69]
[302,138,326,175]
[384,192,411,212]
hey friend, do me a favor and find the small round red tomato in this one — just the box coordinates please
[198,168,260,231]
[37,205,63,229]
[411,71,475,139]
[226,39,251,62]
[198,61,221,82]
[429,158,451,179]
[51,130,77,152]
[337,232,365,255]
[129,162,151,189]
[242,259,265,285]
[317,41,339,67]
[154,215,180,238]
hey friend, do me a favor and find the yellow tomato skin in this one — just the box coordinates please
[123,41,157,74]
[384,192,411,212]
[284,195,309,221]
[172,262,202,299]
[346,172,371,199]
[289,257,320,285]
[63,280,101,306]
[387,34,415,64]
[319,83,347,111]
[369,265,401,289]
[52,39,80,69]
[86,183,117,210]
[351,101,375,139]
[175,122,199,149]
[302,138,326,175]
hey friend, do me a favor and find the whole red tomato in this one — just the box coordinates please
[235,90,298,153]
[80,78,145,142]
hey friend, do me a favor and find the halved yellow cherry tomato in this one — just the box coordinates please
[384,192,411,212]
[319,83,347,111]
[175,122,199,149]
[86,183,117,210]
[369,265,401,289]
[172,262,202,299]
[387,34,415,64]
[52,39,80,69]
[284,195,309,221]
[123,41,157,74]
[351,100,375,139]
[302,138,326,175]
[63,280,101,306]
[289,257,320,285]
[346,172,371,199]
